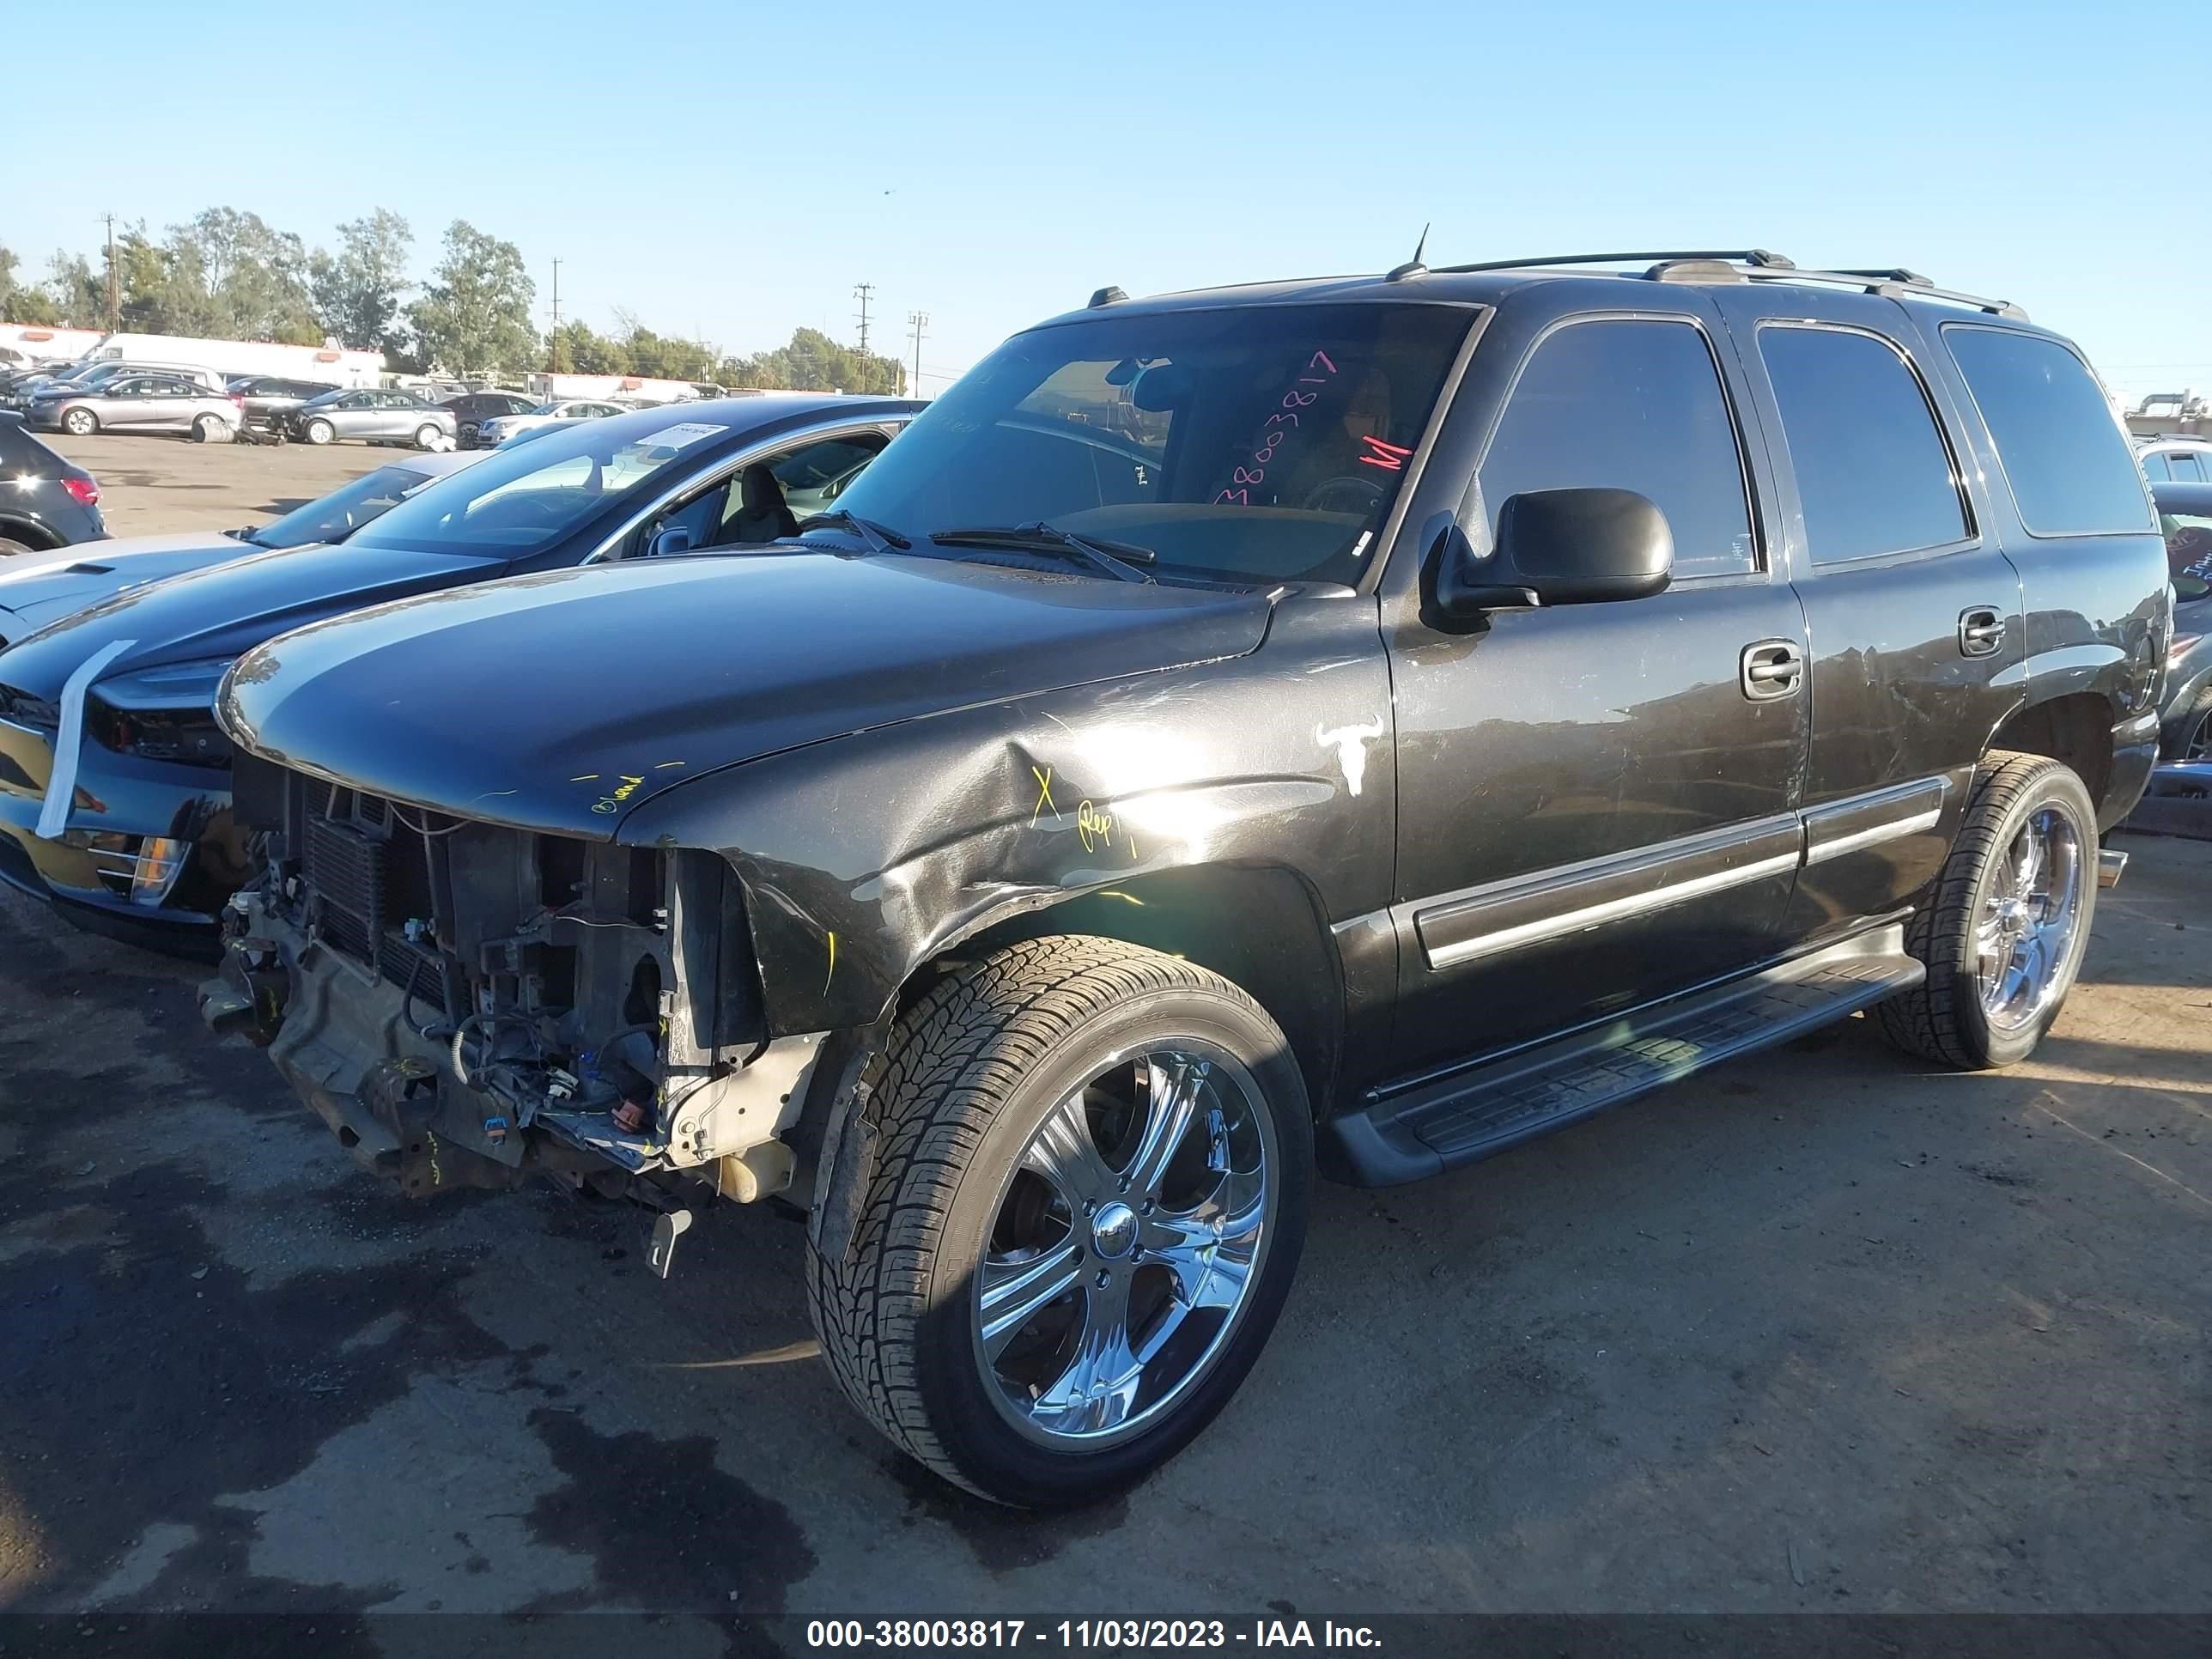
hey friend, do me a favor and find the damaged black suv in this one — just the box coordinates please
[204,251,2171,1507]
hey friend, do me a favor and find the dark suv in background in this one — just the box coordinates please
[227,376,342,432]
[0,413,103,556]
[441,390,539,447]
[205,250,2167,1507]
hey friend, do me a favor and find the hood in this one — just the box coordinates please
[0,538,508,698]
[0,530,263,630]
[219,550,1275,839]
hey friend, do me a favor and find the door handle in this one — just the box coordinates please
[1740,639,1804,702]
[1958,606,2005,658]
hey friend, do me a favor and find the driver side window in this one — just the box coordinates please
[1479,318,1758,580]
[631,430,897,557]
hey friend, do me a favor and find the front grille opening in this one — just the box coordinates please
[623,848,659,925]
[538,944,577,1012]
[538,835,587,910]
[623,954,660,1027]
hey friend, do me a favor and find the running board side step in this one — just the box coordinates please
[1320,931,1925,1187]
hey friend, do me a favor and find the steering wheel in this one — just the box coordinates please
[1302,476,1388,516]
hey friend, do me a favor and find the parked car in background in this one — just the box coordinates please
[442,390,542,447]
[476,398,625,446]
[8,360,228,411]
[495,418,590,449]
[0,395,916,951]
[2153,480,2212,761]
[28,373,244,441]
[287,387,456,449]
[0,450,487,648]
[0,415,103,560]
[2136,436,2212,483]
[228,376,342,430]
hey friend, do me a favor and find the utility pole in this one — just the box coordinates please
[908,311,928,398]
[103,213,118,335]
[548,258,562,372]
[853,283,874,392]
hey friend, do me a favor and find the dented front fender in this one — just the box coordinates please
[615,591,1398,1038]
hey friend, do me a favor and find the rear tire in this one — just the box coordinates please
[2176,684,2212,763]
[192,414,231,443]
[63,408,98,436]
[0,537,36,559]
[807,936,1311,1508]
[413,423,441,450]
[1877,751,2097,1070]
[304,418,334,446]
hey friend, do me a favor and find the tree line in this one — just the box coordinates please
[0,208,909,393]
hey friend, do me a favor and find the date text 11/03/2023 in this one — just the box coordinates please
[802,1618,1384,1649]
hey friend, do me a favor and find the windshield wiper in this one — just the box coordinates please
[799,509,911,553]
[929,521,1157,584]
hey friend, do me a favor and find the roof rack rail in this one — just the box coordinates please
[1434,248,1796,274]
[1742,266,2027,320]
[1425,249,2027,320]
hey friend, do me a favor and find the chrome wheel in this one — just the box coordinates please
[1975,806,2084,1034]
[2185,708,2212,763]
[975,1045,1276,1449]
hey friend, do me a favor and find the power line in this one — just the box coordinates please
[102,213,118,334]
[853,283,874,392]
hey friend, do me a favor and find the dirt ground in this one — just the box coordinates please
[0,440,2205,1630]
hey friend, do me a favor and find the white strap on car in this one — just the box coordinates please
[37,638,136,840]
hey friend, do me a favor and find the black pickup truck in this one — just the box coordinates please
[203,250,2170,1507]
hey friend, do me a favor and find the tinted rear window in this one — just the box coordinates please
[1758,325,1968,565]
[1942,326,2154,537]
[0,420,68,469]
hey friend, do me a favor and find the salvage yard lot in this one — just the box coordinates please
[47,431,392,538]
[0,444,2205,1622]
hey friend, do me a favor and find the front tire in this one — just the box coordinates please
[1878,751,2097,1069]
[304,418,334,446]
[63,408,98,436]
[807,936,1311,1508]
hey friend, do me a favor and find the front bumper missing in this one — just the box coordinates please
[200,899,830,1205]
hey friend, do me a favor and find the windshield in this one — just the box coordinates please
[348,412,733,556]
[830,301,1473,584]
[250,463,442,549]
[529,402,560,416]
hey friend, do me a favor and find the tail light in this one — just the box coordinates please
[62,477,100,507]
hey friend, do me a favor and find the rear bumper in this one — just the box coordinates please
[2100,709,2161,832]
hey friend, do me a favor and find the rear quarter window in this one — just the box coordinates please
[1756,324,1968,565]
[1942,326,2154,537]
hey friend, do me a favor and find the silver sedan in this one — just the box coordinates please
[29,374,244,441]
[289,388,459,449]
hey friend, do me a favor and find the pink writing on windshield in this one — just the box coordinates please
[1213,349,1342,506]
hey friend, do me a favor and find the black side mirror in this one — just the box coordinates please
[1437,487,1674,614]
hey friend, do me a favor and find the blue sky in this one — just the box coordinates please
[16,0,2207,401]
